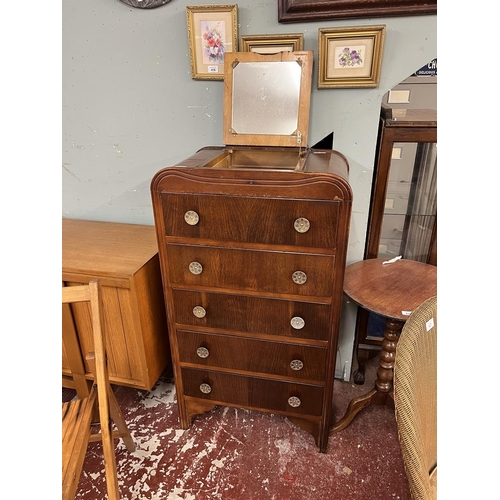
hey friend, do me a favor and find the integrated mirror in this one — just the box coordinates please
[231,61,301,136]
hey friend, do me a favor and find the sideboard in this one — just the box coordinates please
[62,218,171,396]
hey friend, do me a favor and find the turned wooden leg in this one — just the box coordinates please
[374,318,404,403]
[331,317,405,434]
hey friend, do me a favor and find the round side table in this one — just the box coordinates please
[331,257,437,433]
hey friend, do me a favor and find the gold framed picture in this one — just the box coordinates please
[318,25,386,89]
[239,33,304,54]
[186,4,238,81]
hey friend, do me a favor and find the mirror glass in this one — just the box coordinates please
[231,61,301,135]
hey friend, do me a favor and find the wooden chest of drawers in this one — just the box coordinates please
[62,219,171,394]
[151,147,352,452]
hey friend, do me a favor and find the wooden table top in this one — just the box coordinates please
[62,219,158,277]
[343,258,437,321]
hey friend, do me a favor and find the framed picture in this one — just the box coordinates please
[239,33,304,54]
[186,4,238,80]
[277,0,436,22]
[318,25,386,89]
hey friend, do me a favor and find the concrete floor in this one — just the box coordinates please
[64,356,411,499]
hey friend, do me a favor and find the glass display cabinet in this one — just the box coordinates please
[353,102,437,384]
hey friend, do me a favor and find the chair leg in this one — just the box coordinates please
[108,389,135,452]
[101,417,121,500]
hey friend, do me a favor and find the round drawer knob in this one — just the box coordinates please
[189,261,203,275]
[193,306,206,318]
[196,347,209,358]
[290,359,304,371]
[292,271,307,285]
[184,210,199,225]
[294,217,310,233]
[199,383,212,394]
[290,316,305,330]
[288,396,301,408]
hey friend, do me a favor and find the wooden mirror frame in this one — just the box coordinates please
[278,0,436,23]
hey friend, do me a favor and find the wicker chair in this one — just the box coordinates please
[393,296,437,500]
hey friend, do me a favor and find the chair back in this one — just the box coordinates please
[62,279,134,500]
[394,295,437,500]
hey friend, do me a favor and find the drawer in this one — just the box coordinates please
[172,289,331,341]
[177,330,327,381]
[166,243,335,297]
[181,367,324,416]
[161,193,339,249]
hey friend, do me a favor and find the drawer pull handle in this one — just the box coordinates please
[199,383,212,394]
[294,217,310,233]
[196,347,209,358]
[184,210,199,225]
[189,261,203,275]
[290,360,304,371]
[193,306,206,318]
[290,316,305,330]
[292,271,307,285]
[288,396,301,408]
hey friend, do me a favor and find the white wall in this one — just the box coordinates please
[62,0,436,379]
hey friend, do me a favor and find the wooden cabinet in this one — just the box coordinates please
[62,219,171,394]
[151,148,352,453]
[353,104,437,384]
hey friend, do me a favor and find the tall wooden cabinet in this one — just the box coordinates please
[62,219,171,395]
[151,51,352,452]
[353,104,437,384]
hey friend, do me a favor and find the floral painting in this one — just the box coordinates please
[318,26,386,88]
[334,45,365,69]
[201,21,226,65]
[186,5,237,80]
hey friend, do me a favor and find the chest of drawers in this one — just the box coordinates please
[151,150,352,452]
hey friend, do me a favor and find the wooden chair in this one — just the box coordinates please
[62,280,135,500]
[393,296,437,500]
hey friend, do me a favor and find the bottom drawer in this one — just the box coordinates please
[181,367,324,416]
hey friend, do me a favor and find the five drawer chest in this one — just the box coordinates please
[151,51,352,452]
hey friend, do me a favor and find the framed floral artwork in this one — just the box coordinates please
[239,33,304,54]
[186,4,238,81]
[318,25,386,89]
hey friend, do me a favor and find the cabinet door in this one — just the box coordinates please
[377,141,437,263]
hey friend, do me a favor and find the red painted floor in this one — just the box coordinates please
[65,357,411,499]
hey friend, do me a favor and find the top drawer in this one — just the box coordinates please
[160,193,339,249]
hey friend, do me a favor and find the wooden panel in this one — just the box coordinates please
[177,330,327,381]
[161,193,339,249]
[134,257,171,388]
[172,289,331,341]
[181,368,324,416]
[166,244,335,297]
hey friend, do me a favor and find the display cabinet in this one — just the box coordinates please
[353,103,437,384]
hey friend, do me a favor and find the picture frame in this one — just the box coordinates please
[186,4,238,81]
[277,0,436,22]
[239,33,304,54]
[318,25,386,89]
